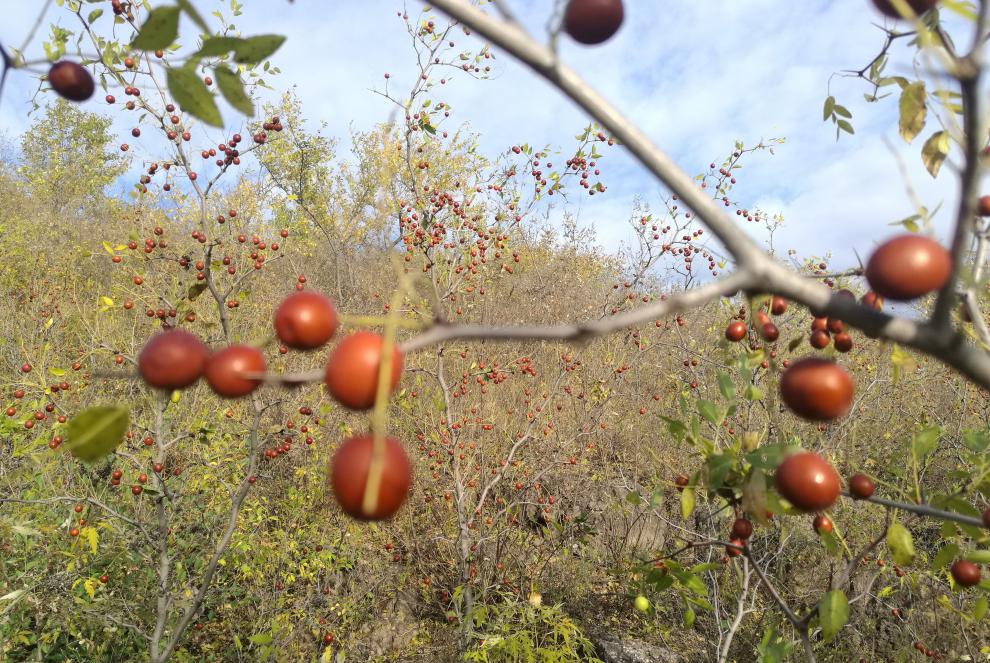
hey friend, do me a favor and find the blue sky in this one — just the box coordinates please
[0,1,969,272]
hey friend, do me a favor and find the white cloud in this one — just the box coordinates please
[0,0,968,273]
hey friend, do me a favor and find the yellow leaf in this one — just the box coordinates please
[84,526,98,554]
[84,578,97,600]
[100,296,114,307]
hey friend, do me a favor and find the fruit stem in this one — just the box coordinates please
[362,282,406,516]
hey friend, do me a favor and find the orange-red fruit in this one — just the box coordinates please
[48,61,95,101]
[770,296,788,315]
[725,320,746,342]
[950,560,981,587]
[780,358,854,421]
[865,235,951,301]
[761,322,779,342]
[563,0,624,45]
[848,473,876,499]
[328,434,411,520]
[204,345,266,397]
[774,451,841,512]
[983,506,990,528]
[730,518,753,540]
[726,538,745,557]
[809,330,831,350]
[138,330,207,389]
[813,514,833,534]
[861,290,883,310]
[273,291,338,350]
[979,195,990,217]
[325,332,403,410]
[871,0,939,19]
[833,333,853,353]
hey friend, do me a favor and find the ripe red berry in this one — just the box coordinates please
[725,320,746,342]
[861,290,884,310]
[833,333,853,353]
[774,451,841,512]
[329,434,411,520]
[813,514,833,534]
[325,332,403,410]
[273,291,338,350]
[780,358,854,421]
[761,322,779,342]
[809,330,831,349]
[21,363,32,373]
[204,345,266,397]
[871,0,939,19]
[730,518,753,540]
[979,195,990,217]
[865,235,951,301]
[770,296,788,315]
[137,329,208,389]
[950,559,981,587]
[563,0,624,44]
[726,538,745,557]
[48,61,95,101]
[983,506,990,529]
[848,473,876,499]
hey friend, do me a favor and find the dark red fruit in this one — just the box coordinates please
[865,235,951,301]
[950,559,981,587]
[761,322,779,342]
[833,333,853,353]
[848,473,875,499]
[871,0,939,19]
[274,291,338,350]
[774,451,841,512]
[983,506,990,529]
[770,296,788,315]
[861,290,883,310]
[726,538,745,557]
[328,434,411,520]
[725,320,746,342]
[780,358,854,421]
[204,345,266,397]
[563,0,624,45]
[730,518,753,540]
[979,195,990,217]
[813,514,833,534]
[48,61,95,101]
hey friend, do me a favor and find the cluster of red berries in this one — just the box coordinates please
[134,290,410,520]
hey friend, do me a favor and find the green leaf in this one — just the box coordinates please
[898,82,927,143]
[195,36,243,58]
[933,543,959,571]
[214,64,253,116]
[167,66,222,127]
[177,0,210,32]
[697,399,721,426]
[187,282,208,301]
[973,595,988,621]
[912,425,940,462]
[131,5,180,51]
[964,550,990,564]
[87,8,103,23]
[818,590,849,641]
[921,130,950,178]
[744,385,764,401]
[680,487,695,520]
[886,521,916,566]
[233,34,286,64]
[660,416,686,441]
[962,429,990,453]
[625,490,642,506]
[682,605,695,628]
[837,119,855,135]
[65,406,129,463]
[248,632,273,646]
[822,95,835,121]
[833,105,852,119]
[717,372,734,400]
